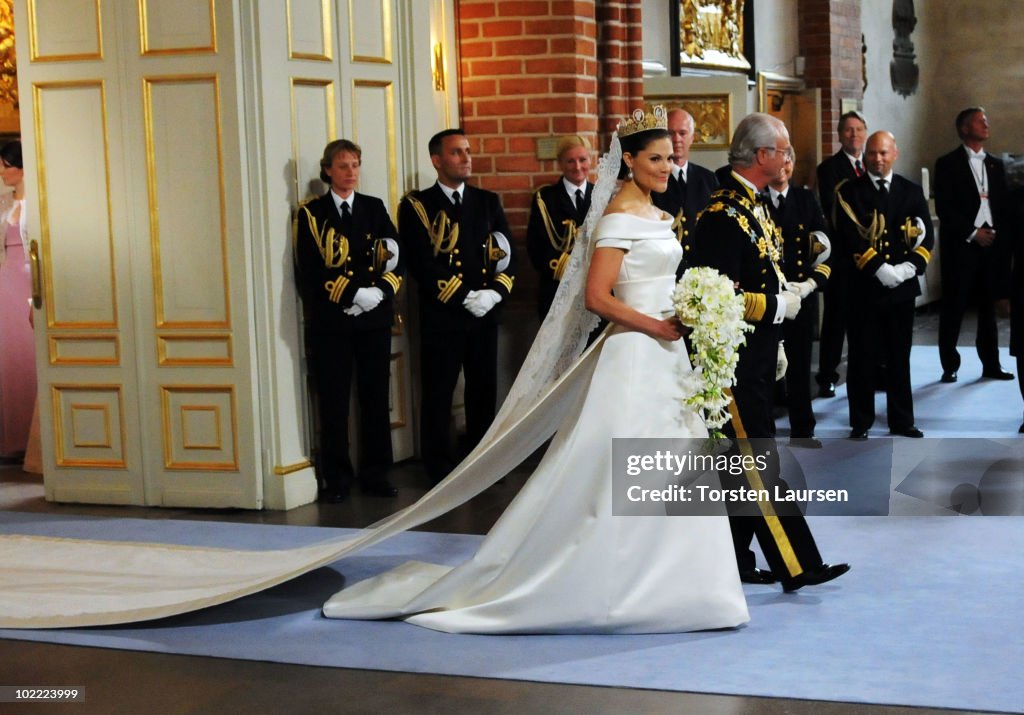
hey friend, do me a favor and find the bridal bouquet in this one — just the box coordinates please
[671,267,753,436]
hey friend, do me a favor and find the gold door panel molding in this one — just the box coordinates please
[351,80,397,210]
[389,351,407,429]
[27,0,102,61]
[160,385,239,471]
[144,75,231,329]
[157,334,233,366]
[33,81,118,329]
[48,334,120,366]
[290,78,336,203]
[139,0,217,55]
[287,0,332,61]
[347,0,392,64]
[51,384,127,468]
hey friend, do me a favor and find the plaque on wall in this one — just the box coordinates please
[645,95,731,149]
[678,0,751,73]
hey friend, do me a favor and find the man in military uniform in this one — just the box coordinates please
[526,135,593,320]
[767,147,832,446]
[833,131,933,440]
[652,108,718,274]
[400,128,515,484]
[815,111,868,397]
[692,113,849,593]
[294,139,403,502]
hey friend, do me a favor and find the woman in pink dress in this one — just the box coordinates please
[0,140,38,462]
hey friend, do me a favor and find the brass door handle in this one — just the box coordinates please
[29,239,42,308]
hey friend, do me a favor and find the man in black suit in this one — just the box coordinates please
[692,113,848,593]
[294,139,404,502]
[526,135,593,320]
[400,129,516,484]
[934,107,1015,383]
[834,131,934,440]
[652,108,718,274]
[815,111,868,397]
[767,148,832,445]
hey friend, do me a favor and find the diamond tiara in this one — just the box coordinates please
[617,105,668,138]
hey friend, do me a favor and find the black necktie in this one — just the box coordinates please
[775,193,786,212]
[855,159,864,177]
[574,188,583,213]
[876,178,888,197]
[451,190,461,218]
[340,201,352,231]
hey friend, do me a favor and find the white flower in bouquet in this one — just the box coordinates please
[672,267,753,436]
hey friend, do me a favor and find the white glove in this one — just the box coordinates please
[894,261,917,282]
[463,289,502,318]
[343,304,365,316]
[352,287,385,313]
[776,343,788,381]
[874,263,902,289]
[785,279,817,300]
[810,231,831,267]
[780,290,801,320]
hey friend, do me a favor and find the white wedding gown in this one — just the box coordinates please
[322,213,749,633]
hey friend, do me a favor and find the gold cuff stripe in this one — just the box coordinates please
[383,273,402,293]
[495,274,514,292]
[725,390,804,578]
[815,264,832,279]
[326,276,349,303]
[855,248,877,270]
[437,276,462,303]
[914,246,931,263]
[743,293,767,322]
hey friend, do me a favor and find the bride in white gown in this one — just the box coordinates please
[321,108,749,633]
[0,108,747,631]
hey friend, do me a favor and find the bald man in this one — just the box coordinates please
[652,108,718,274]
[833,131,934,440]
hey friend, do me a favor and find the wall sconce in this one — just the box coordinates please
[432,43,446,92]
[0,0,16,108]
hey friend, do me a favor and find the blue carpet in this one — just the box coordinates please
[1,510,1022,713]
[780,345,1023,438]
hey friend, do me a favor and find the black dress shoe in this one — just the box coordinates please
[359,480,399,498]
[940,371,958,383]
[982,368,1015,380]
[789,437,823,449]
[782,563,850,593]
[739,567,777,584]
[318,486,350,504]
[849,428,868,440]
[817,383,836,398]
[890,426,924,438]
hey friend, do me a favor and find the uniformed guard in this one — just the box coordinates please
[526,135,593,320]
[767,147,832,446]
[834,130,933,440]
[400,128,515,484]
[651,108,718,276]
[692,113,849,593]
[294,139,403,502]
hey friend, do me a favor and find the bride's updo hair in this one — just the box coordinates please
[616,106,670,180]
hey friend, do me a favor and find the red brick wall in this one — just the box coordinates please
[458,0,600,240]
[799,0,863,156]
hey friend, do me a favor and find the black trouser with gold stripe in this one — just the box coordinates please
[724,339,824,578]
